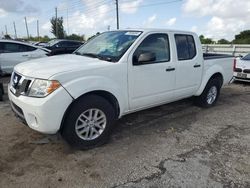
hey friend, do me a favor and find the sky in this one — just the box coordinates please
[0,0,249,40]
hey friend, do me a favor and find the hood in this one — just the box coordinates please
[236,59,250,70]
[14,54,111,79]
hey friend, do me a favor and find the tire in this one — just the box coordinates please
[195,78,222,108]
[61,94,116,149]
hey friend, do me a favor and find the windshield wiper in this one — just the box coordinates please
[81,53,100,58]
[81,53,114,62]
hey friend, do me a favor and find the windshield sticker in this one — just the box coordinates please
[125,31,141,36]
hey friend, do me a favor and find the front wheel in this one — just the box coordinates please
[195,78,222,108]
[61,95,116,149]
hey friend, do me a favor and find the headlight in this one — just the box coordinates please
[28,79,61,97]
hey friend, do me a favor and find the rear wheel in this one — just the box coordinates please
[61,95,116,149]
[195,78,222,108]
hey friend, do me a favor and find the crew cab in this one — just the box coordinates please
[8,29,234,149]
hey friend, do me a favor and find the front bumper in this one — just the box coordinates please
[8,84,73,134]
[233,72,250,83]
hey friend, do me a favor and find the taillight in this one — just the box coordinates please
[233,59,236,71]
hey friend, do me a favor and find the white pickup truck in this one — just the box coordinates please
[8,29,234,149]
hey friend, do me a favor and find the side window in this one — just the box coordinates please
[0,43,4,53]
[67,42,81,47]
[133,33,170,64]
[18,44,36,52]
[3,43,20,53]
[2,43,36,53]
[175,34,196,60]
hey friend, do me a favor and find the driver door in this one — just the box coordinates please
[128,33,176,110]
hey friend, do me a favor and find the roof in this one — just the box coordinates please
[109,28,196,35]
[0,39,39,47]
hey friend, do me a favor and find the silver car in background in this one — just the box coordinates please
[234,53,250,82]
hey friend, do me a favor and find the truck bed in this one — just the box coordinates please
[203,53,234,60]
[203,53,234,86]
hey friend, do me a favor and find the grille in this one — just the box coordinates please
[243,69,250,74]
[234,68,242,72]
[10,72,33,97]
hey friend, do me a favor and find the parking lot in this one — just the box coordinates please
[0,77,250,188]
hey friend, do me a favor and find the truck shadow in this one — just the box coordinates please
[112,97,198,140]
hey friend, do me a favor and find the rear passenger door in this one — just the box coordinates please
[174,34,203,98]
[128,33,176,110]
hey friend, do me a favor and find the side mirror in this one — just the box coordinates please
[133,52,156,65]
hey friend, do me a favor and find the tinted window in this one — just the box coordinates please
[55,41,81,47]
[2,42,36,53]
[67,42,81,47]
[175,34,196,60]
[0,43,4,53]
[134,33,170,64]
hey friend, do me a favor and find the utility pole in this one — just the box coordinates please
[24,17,29,39]
[55,7,58,38]
[67,8,69,35]
[37,20,40,41]
[13,22,17,39]
[5,25,8,35]
[115,0,119,29]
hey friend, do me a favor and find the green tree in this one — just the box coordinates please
[199,35,214,44]
[50,17,65,39]
[65,34,85,41]
[233,30,250,44]
[217,39,230,44]
[3,34,11,39]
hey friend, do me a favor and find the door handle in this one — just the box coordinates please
[193,64,201,68]
[166,68,175,72]
[22,54,29,57]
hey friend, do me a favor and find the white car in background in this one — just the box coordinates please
[234,53,250,82]
[0,40,50,74]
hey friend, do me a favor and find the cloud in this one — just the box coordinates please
[25,16,37,24]
[41,21,51,31]
[0,8,7,18]
[182,0,250,40]
[0,0,38,13]
[143,14,157,27]
[64,1,115,36]
[120,0,143,14]
[166,17,176,26]
[190,26,198,33]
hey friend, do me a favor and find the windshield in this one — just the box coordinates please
[75,31,142,62]
[242,53,250,61]
[47,39,59,47]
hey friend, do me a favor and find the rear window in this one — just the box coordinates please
[175,34,196,60]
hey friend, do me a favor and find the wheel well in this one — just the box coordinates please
[210,72,223,87]
[60,90,120,132]
[84,90,120,118]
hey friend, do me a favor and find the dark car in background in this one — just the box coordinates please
[45,39,84,55]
